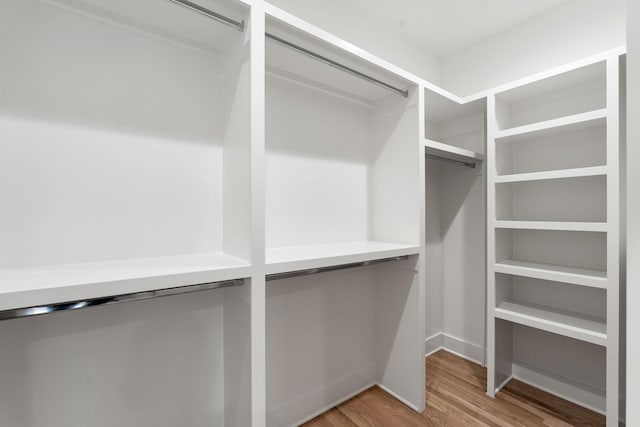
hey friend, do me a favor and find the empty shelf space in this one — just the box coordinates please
[495,221,608,232]
[496,109,607,140]
[495,260,607,289]
[424,139,484,163]
[495,166,607,183]
[265,241,419,275]
[0,253,251,311]
[495,300,607,346]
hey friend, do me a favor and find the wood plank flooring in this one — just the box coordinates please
[302,350,605,426]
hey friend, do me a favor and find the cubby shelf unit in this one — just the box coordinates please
[487,51,624,426]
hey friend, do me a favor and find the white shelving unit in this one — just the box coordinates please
[0,0,256,425]
[487,52,624,426]
[263,11,424,426]
[423,87,488,366]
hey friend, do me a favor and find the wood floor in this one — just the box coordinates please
[302,350,605,426]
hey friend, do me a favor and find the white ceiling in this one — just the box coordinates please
[340,0,571,57]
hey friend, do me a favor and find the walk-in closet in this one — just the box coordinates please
[1,0,637,426]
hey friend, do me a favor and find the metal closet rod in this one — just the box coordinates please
[166,0,245,31]
[266,33,409,98]
[0,278,244,322]
[426,153,476,169]
[266,255,410,282]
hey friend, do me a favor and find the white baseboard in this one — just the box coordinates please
[266,364,376,427]
[376,382,421,412]
[425,332,485,365]
[511,362,606,415]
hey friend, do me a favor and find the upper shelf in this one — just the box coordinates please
[495,109,607,140]
[265,241,419,276]
[424,139,484,165]
[0,252,251,312]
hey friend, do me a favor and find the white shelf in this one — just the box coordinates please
[496,109,607,140]
[495,259,607,289]
[495,221,608,232]
[0,253,252,312]
[424,139,484,164]
[495,301,607,347]
[265,241,419,275]
[495,166,607,183]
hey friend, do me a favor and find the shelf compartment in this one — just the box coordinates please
[495,115,606,176]
[495,260,607,289]
[425,88,486,156]
[494,300,607,347]
[495,60,606,131]
[265,241,419,276]
[495,221,607,232]
[0,252,251,312]
[495,166,607,183]
[496,176,606,222]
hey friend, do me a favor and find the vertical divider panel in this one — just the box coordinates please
[371,87,425,411]
[486,94,497,397]
[222,12,252,427]
[605,56,620,427]
[248,6,267,427]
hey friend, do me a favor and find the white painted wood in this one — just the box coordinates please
[486,94,499,397]
[486,52,623,423]
[423,84,487,384]
[627,2,639,424]
[265,241,419,275]
[512,361,606,415]
[0,253,251,312]
[495,166,607,183]
[495,221,608,232]
[496,110,607,139]
[495,301,607,346]
[604,55,621,427]
[495,260,607,289]
[263,12,425,422]
[424,139,484,163]
[247,5,267,427]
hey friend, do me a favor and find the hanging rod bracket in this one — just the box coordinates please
[266,33,409,98]
[0,278,245,321]
[266,255,410,282]
[166,0,245,32]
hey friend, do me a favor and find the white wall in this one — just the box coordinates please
[264,0,440,84]
[627,0,638,424]
[441,0,626,96]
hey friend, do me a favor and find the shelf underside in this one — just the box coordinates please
[495,300,607,346]
[495,259,607,289]
[265,241,419,276]
[0,252,251,312]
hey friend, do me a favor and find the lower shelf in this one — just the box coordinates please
[494,300,607,346]
[265,241,419,275]
[0,252,251,311]
[495,260,607,289]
